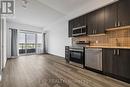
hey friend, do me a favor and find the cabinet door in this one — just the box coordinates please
[82,15,86,26]
[96,8,105,34]
[73,18,79,28]
[79,16,83,26]
[68,20,73,37]
[116,49,130,79]
[102,49,114,74]
[118,0,130,26]
[105,2,118,29]
[87,11,96,35]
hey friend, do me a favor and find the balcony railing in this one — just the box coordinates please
[19,43,42,54]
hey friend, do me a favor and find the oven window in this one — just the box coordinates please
[70,51,82,59]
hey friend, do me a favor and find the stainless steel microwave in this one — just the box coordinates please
[72,26,87,36]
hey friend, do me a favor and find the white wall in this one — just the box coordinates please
[44,19,71,57]
[0,15,2,82]
[7,21,43,32]
[3,18,7,68]
[6,21,43,58]
[44,0,117,57]
[0,17,7,69]
[0,17,7,81]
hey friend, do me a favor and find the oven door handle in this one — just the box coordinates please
[70,50,84,53]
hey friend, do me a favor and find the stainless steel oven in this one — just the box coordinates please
[69,47,85,64]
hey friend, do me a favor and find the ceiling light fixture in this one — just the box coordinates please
[22,0,29,8]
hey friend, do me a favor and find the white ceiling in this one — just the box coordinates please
[7,0,116,28]
[37,0,91,15]
[7,0,65,27]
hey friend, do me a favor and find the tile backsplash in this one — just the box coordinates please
[72,28,130,47]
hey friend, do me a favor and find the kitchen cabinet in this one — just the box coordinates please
[68,0,130,37]
[72,15,86,28]
[103,48,130,82]
[96,8,105,34]
[87,11,96,35]
[102,49,114,74]
[118,0,130,27]
[78,15,86,27]
[68,20,73,37]
[105,0,130,29]
[116,49,130,79]
[88,8,105,35]
[68,15,87,37]
[104,2,118,29]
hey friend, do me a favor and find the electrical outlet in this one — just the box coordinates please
[96,40,98,44]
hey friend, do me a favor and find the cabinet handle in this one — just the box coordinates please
[95,30,96,34]
[118,21,120,27]
[117,49,120,55]
[113,49,116,55]
[115,21,117,27]
[93,30,94,34]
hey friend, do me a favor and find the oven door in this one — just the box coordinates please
[70,51,83,64]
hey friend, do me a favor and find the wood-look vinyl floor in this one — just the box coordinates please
[0,54,130,87]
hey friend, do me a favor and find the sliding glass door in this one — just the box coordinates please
[26,33,36,54]
[37,34,43,54]
[18,32,26,54]
[18,31,43,55]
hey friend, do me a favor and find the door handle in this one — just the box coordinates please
[117,49,120,55]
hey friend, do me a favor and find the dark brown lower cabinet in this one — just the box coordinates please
[103,49,130,83]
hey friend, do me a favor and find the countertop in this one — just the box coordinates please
[86,46,130,49]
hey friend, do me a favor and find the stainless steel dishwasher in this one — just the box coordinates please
[85,48,102,71]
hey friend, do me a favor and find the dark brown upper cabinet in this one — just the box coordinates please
[68,20,73,37]
[72,15,86,28]
[87,11,96,35]
[104,2,118,29]
[68,15,87,37]
[87,8,105,35]
[105,0,130,29]
[96,8,105,34]
[118,0,130,27]
[68,0,130,37]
